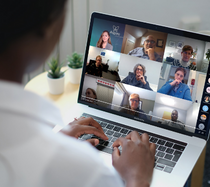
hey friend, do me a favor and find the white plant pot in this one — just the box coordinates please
[68,66,82,84]
[47,74,65,95]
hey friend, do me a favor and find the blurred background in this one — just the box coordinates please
[24,0,210,84]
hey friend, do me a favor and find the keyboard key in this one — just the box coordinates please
[158,146,166,152]
[113,132,121,137]
[106,124,114,129]
[157,140,166,145]
[106,130,114,136]
[157,151,165,158]
[96,145,112,154]
[98,139,105,145]
[164,154,173,160]
[157,158,176,167]
[164,166,173,173]
[150,137,158,143]
[120,128,129,134]
[155,164,164,171]
[165,142,173,148]
[100,122,107,127]
[91,135,99,139]
[95,119,101,124]
[127,130,132,134]
[113,127,121,132]
[172,150,182,162]
[121,134,127,138]
[81,134,92,140]
[155,156,158,162]
[102,128,107,133]
[103,141,113,148]
[106,135,112,141]
[172,144,185,151]
[111,137,118,142]
[166,148,174,154]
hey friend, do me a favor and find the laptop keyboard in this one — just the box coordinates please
[79,113,187,174]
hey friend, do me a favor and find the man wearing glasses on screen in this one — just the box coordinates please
[128,35,162,62]
[120,93,148,120]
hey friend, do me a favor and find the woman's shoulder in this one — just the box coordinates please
[106,43,113,50]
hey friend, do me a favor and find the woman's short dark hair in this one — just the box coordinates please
[182,45,193,54]
[175,67,187,77]
[0,0,67,53]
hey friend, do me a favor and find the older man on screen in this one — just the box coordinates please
[128,35,162,62]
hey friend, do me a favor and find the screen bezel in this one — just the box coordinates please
[78,12,210,141]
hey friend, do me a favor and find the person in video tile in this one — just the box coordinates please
[162,110,185,130]
[158,67,192,101]
[120,93,148,120]
[166,45,197,70]
[128,35,162,62]
[121,63,152,91]
[86,55,103,77]
[96,30,113,51]
[85,88,97,104]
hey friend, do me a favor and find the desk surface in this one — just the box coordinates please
[25,68,206,187]
[24,67,80,124]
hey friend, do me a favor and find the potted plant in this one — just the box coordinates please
[67,52,83,84]
[47,57,66,95]
[206,49,210,61]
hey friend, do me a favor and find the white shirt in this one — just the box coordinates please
[0,80,123,187]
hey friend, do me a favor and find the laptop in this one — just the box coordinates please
[63,12,210,187]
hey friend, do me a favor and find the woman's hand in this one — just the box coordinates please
[170,79,181,86]
[60,117,108,146]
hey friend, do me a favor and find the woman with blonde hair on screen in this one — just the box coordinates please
[96,30,113,50]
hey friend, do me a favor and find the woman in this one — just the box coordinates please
[96,30,113,50]
[0,1,155,186]
[86,55,103,77]
[166,45,197,70]
[121,63,152,91]
[158,67,192,101]
[85,88,97,104]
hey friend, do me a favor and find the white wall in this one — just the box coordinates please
[185,103,199,132]
[26,0,210,84]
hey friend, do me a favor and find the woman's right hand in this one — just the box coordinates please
[170,79,181,86]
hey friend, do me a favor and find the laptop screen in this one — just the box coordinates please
[78,12,210,140]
